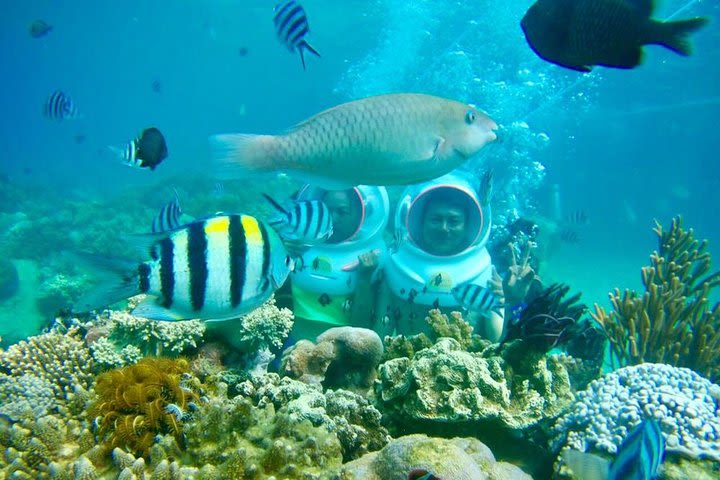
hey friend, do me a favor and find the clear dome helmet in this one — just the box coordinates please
[291,185,390,296]
[386,170,493,307]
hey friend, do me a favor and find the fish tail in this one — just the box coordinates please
[648,17,709,56]
[298,41,320,70]
[69,252,141,314]
[209,133,277,179]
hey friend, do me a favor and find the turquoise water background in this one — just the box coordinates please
[0,0,719,336]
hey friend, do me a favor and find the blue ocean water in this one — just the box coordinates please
[0,1,718,339]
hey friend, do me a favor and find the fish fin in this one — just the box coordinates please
[132,298,188,321]
[561,449,610,480]
[431,136,447,161]
[208,133,276,179]
[69,252,141,313]
[626,0,653,18]
[648,17,709,56]
[262,193,289,216]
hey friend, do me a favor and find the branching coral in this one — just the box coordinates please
[89,357,200,458]
[592,216,720,380]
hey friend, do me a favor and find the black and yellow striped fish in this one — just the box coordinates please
[78,213,293,322]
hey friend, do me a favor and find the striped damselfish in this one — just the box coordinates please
[77,214,294,322]
[562,418,666,480]
[451,283,501,315]
[273,0,320,69]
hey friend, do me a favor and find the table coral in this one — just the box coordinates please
[552,363,720,463]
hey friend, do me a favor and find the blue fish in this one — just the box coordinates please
[562,419,666,480]
[43,90,80,120]
[273,0,320,69]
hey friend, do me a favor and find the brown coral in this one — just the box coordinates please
[592,216,720,380]
[89,357,199,458]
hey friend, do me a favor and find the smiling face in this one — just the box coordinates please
[419,200,468,256]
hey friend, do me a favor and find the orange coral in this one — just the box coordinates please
[90,357,198,458]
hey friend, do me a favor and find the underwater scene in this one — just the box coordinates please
[1,0,720,478]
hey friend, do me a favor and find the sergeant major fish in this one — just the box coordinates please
[521,0,709,72]
[75,214,293,322]
[452,283,502,316]
[109,127,168,170]
[263,193,333,245]
[210,93,498,189]
[273,0,320,69]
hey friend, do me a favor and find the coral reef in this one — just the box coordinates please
[376,335,574,440]
[340,433,532,480]
[89,357,200,458]
[280,326,384,393]
[206,295,294,352]
[592,216,720,380]
[103,309,205,358]
[0,327,95,413]
[552,363,720,466]
[238,372,391,462]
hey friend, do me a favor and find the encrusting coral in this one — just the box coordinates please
[592,216,720,380]
[89,357,200,458]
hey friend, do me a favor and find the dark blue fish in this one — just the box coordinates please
[562,418,665,480]
[110,127,168,170]
[29,19,52,38]
[43,90,80,120]
[273,0,320,69]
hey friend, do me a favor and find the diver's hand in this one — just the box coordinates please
[357,250,379,276]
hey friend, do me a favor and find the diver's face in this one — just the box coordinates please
[323,190,361,243]
[421,201,467,255]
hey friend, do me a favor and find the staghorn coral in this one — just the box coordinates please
[89,357,200,458]
[592,216,720,380]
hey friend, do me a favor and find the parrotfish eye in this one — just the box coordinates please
[465,110,476,124]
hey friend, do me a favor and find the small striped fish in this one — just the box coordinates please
[110,127,168,170]
[80,214,293,322]
[452,283,501,315]
[152,192,183,233]
[44,90,79,120]
[264,193,333,245]
[562,418,665,480]
[273,0,320,69]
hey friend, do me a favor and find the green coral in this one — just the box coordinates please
[592,216,720,380]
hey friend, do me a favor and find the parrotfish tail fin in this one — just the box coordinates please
[209,133,275,180]
[650,17,709,56]
[298,41,320,70]
[560,449,610,480]
[69,252,141,314]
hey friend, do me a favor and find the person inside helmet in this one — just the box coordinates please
[415,188,473,256]
[322,189,364,243]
